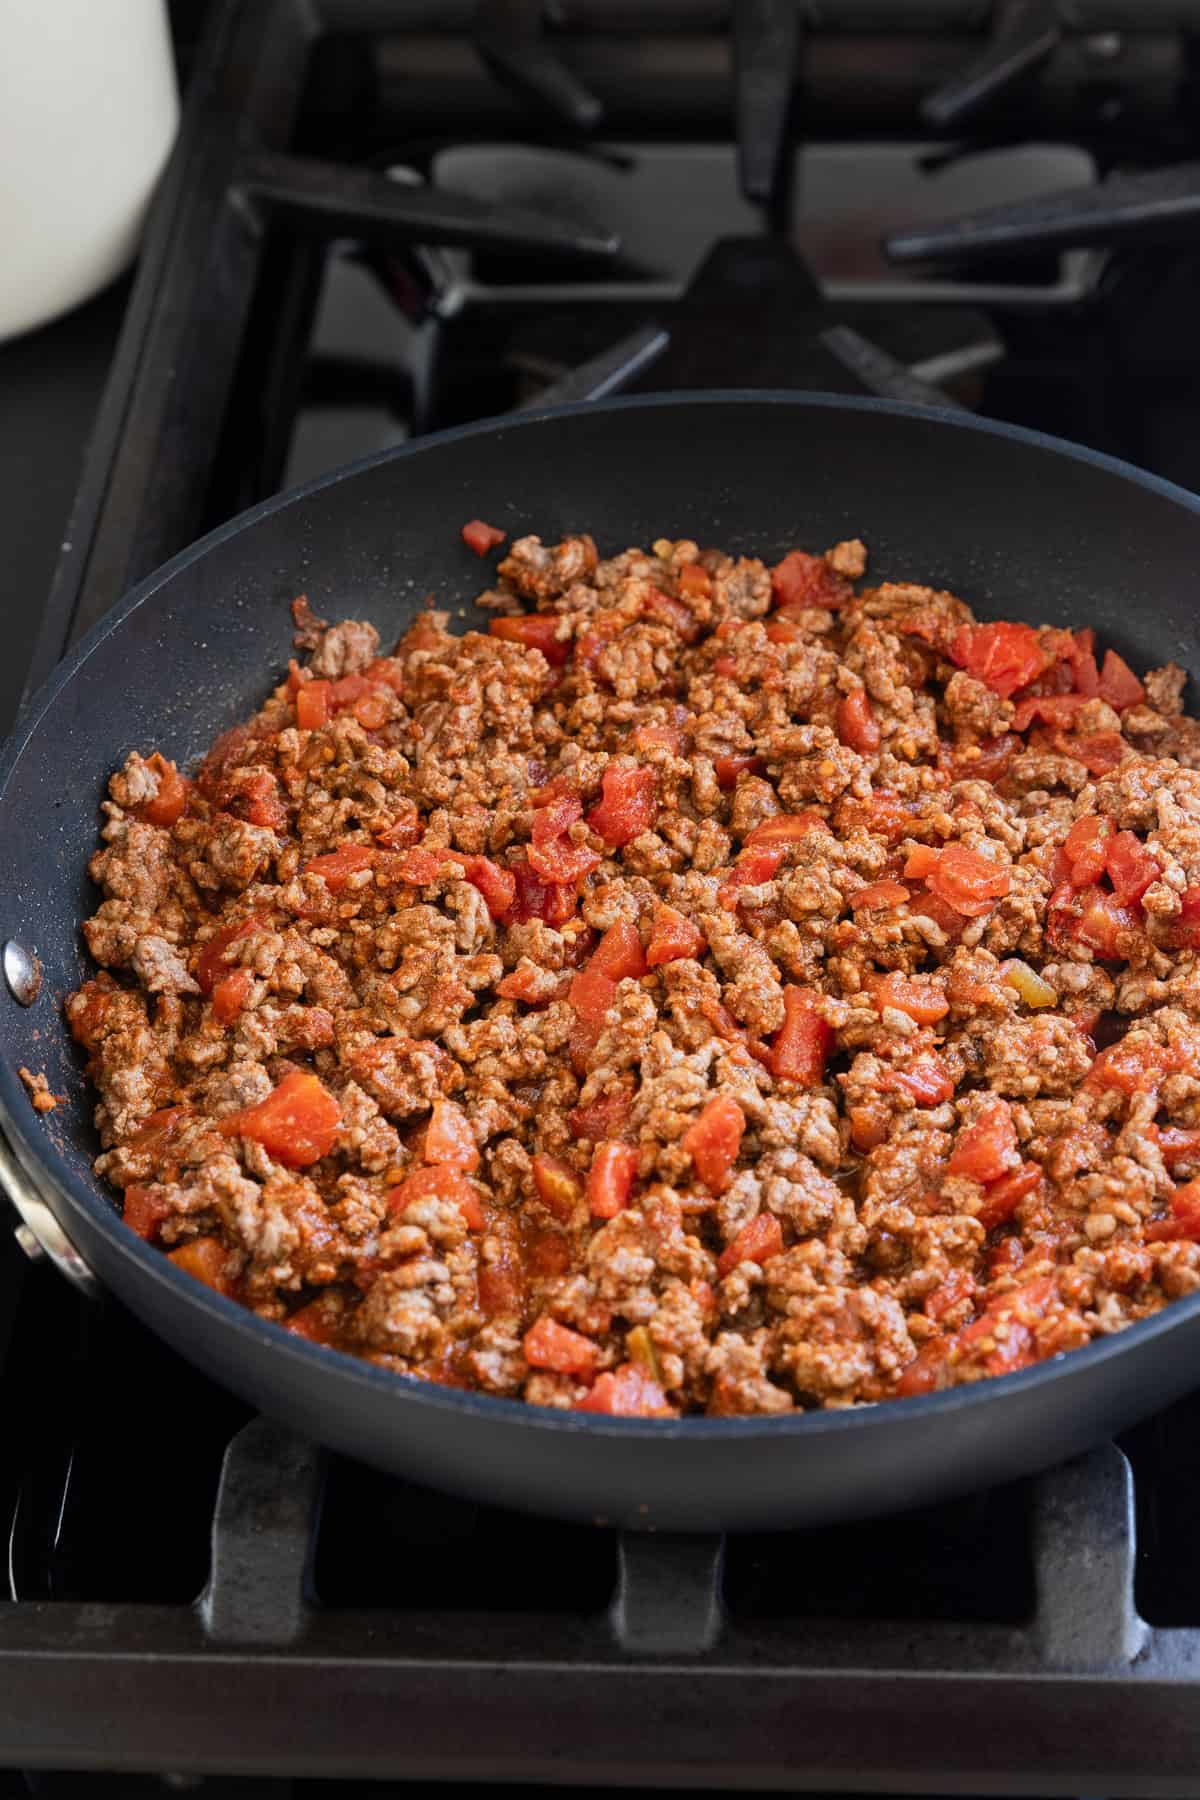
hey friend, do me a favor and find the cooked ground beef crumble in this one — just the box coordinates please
[64,526,1200,1416]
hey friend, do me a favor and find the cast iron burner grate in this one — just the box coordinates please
[12,0,1200,1789]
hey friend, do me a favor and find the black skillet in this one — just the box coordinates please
[3,391,1200,1533]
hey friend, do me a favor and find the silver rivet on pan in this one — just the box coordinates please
[2,940,42,1007]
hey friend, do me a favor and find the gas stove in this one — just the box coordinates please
[12,1,1200,1792]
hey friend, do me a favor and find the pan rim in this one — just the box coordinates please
[6,386,1200,1444]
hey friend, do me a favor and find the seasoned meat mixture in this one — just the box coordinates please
[66,526,1200,1416]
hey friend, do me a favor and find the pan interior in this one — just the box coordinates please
[3,392,1199,1404]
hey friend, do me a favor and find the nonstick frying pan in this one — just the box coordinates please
[3,391,1200,1534]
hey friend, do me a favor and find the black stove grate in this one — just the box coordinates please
[12,0,1200,1789]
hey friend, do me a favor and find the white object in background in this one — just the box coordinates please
[0,0,179,342]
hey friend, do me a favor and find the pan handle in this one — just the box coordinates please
[0,1127,103,1301]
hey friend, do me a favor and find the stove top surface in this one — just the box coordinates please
[9,0,1200,1790]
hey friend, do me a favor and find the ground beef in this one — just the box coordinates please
[64,529,1200,1417]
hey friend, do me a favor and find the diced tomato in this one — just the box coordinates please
[127,1107,189,1167]
[303,842,376,892]
[168,1237,236,1295]
[908,890,968,940]
[531,1153,584,1221]
[838,791,918,844]
[477,1251,525,1318]
[1148,1177,1200,1242]
[212,967,254,1025]
[925,1269,977,1324]
[1154,1127,1200,1168]
[122,1184,170,1242]
[1012,693,1089,732]
[220,1071,342,1169]
[462,518,506,556]
[717,1211,784,1279]
[874,971,949,1025]
[575,612,625,675]
[352,689,391,731]
[568,921,646,1043]
[586,766,658,848]
[1058,815,1112,888]
[285,1296,339,1344]
[1074,887,1142,959]
[575,1364,673,1417]
[568,922,646,1063]
[947,1100,1020,1185]
[643,587,702,643]
[921,843,1011,918]
[527,794,602,884]
[646,904,705,968]
[295,680,330,730]
[568,972,615,1067]
[836,688,881,753]
[769,985,833,1084]
[632,722,685,755]
[902,845,941,881]
[950,621,1049,698]
[681,1095,745,1193]
[366,655,407,695]
[744,811,828,847]
[1098,649,1144,711]
[568,1088,633,1143]
[1086,1037,1177,1095]
[526,1228,572,1281]
[588,1141,639,1219]
[488,613,570,666]
[523,1316,599,1377]
[1172,884,1200,950]
[445,853,517,920]
[195,916,263,996]
[326,672,375,713]
[381,846,444,887]
[677,562,710,600]
[424,1098,479,1171]
[944,732,1020,785]
[66,980,115,1050]
[1105,831,1160,907]
[770,549,848,610]
[507,859,579,926]
[139,753,191,828]
[532,793,582,842]
[373,808,422,851]
[895,1339,953,1396]
[1070,732,1126,776]
[718,845,785,909]
[386,1164,484,1230]
[953,1274,1058,1379]
[1064,629,1100,697]
[232,769,287,831]
[590,919,647,984]
[849,1103,890,1151]
[851,880,910,911]
[976,1160,1043,1232]
[496,964,554,1002]
[713,753,764,790]
[765,615,804,646]
[888,1055,954,1107]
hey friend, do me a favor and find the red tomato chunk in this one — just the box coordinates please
[588,1141,639,1219]
[219,1072,342,1169]
[682,1095,745,1193]
[586,766,658,847]
[462,518,507,556]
